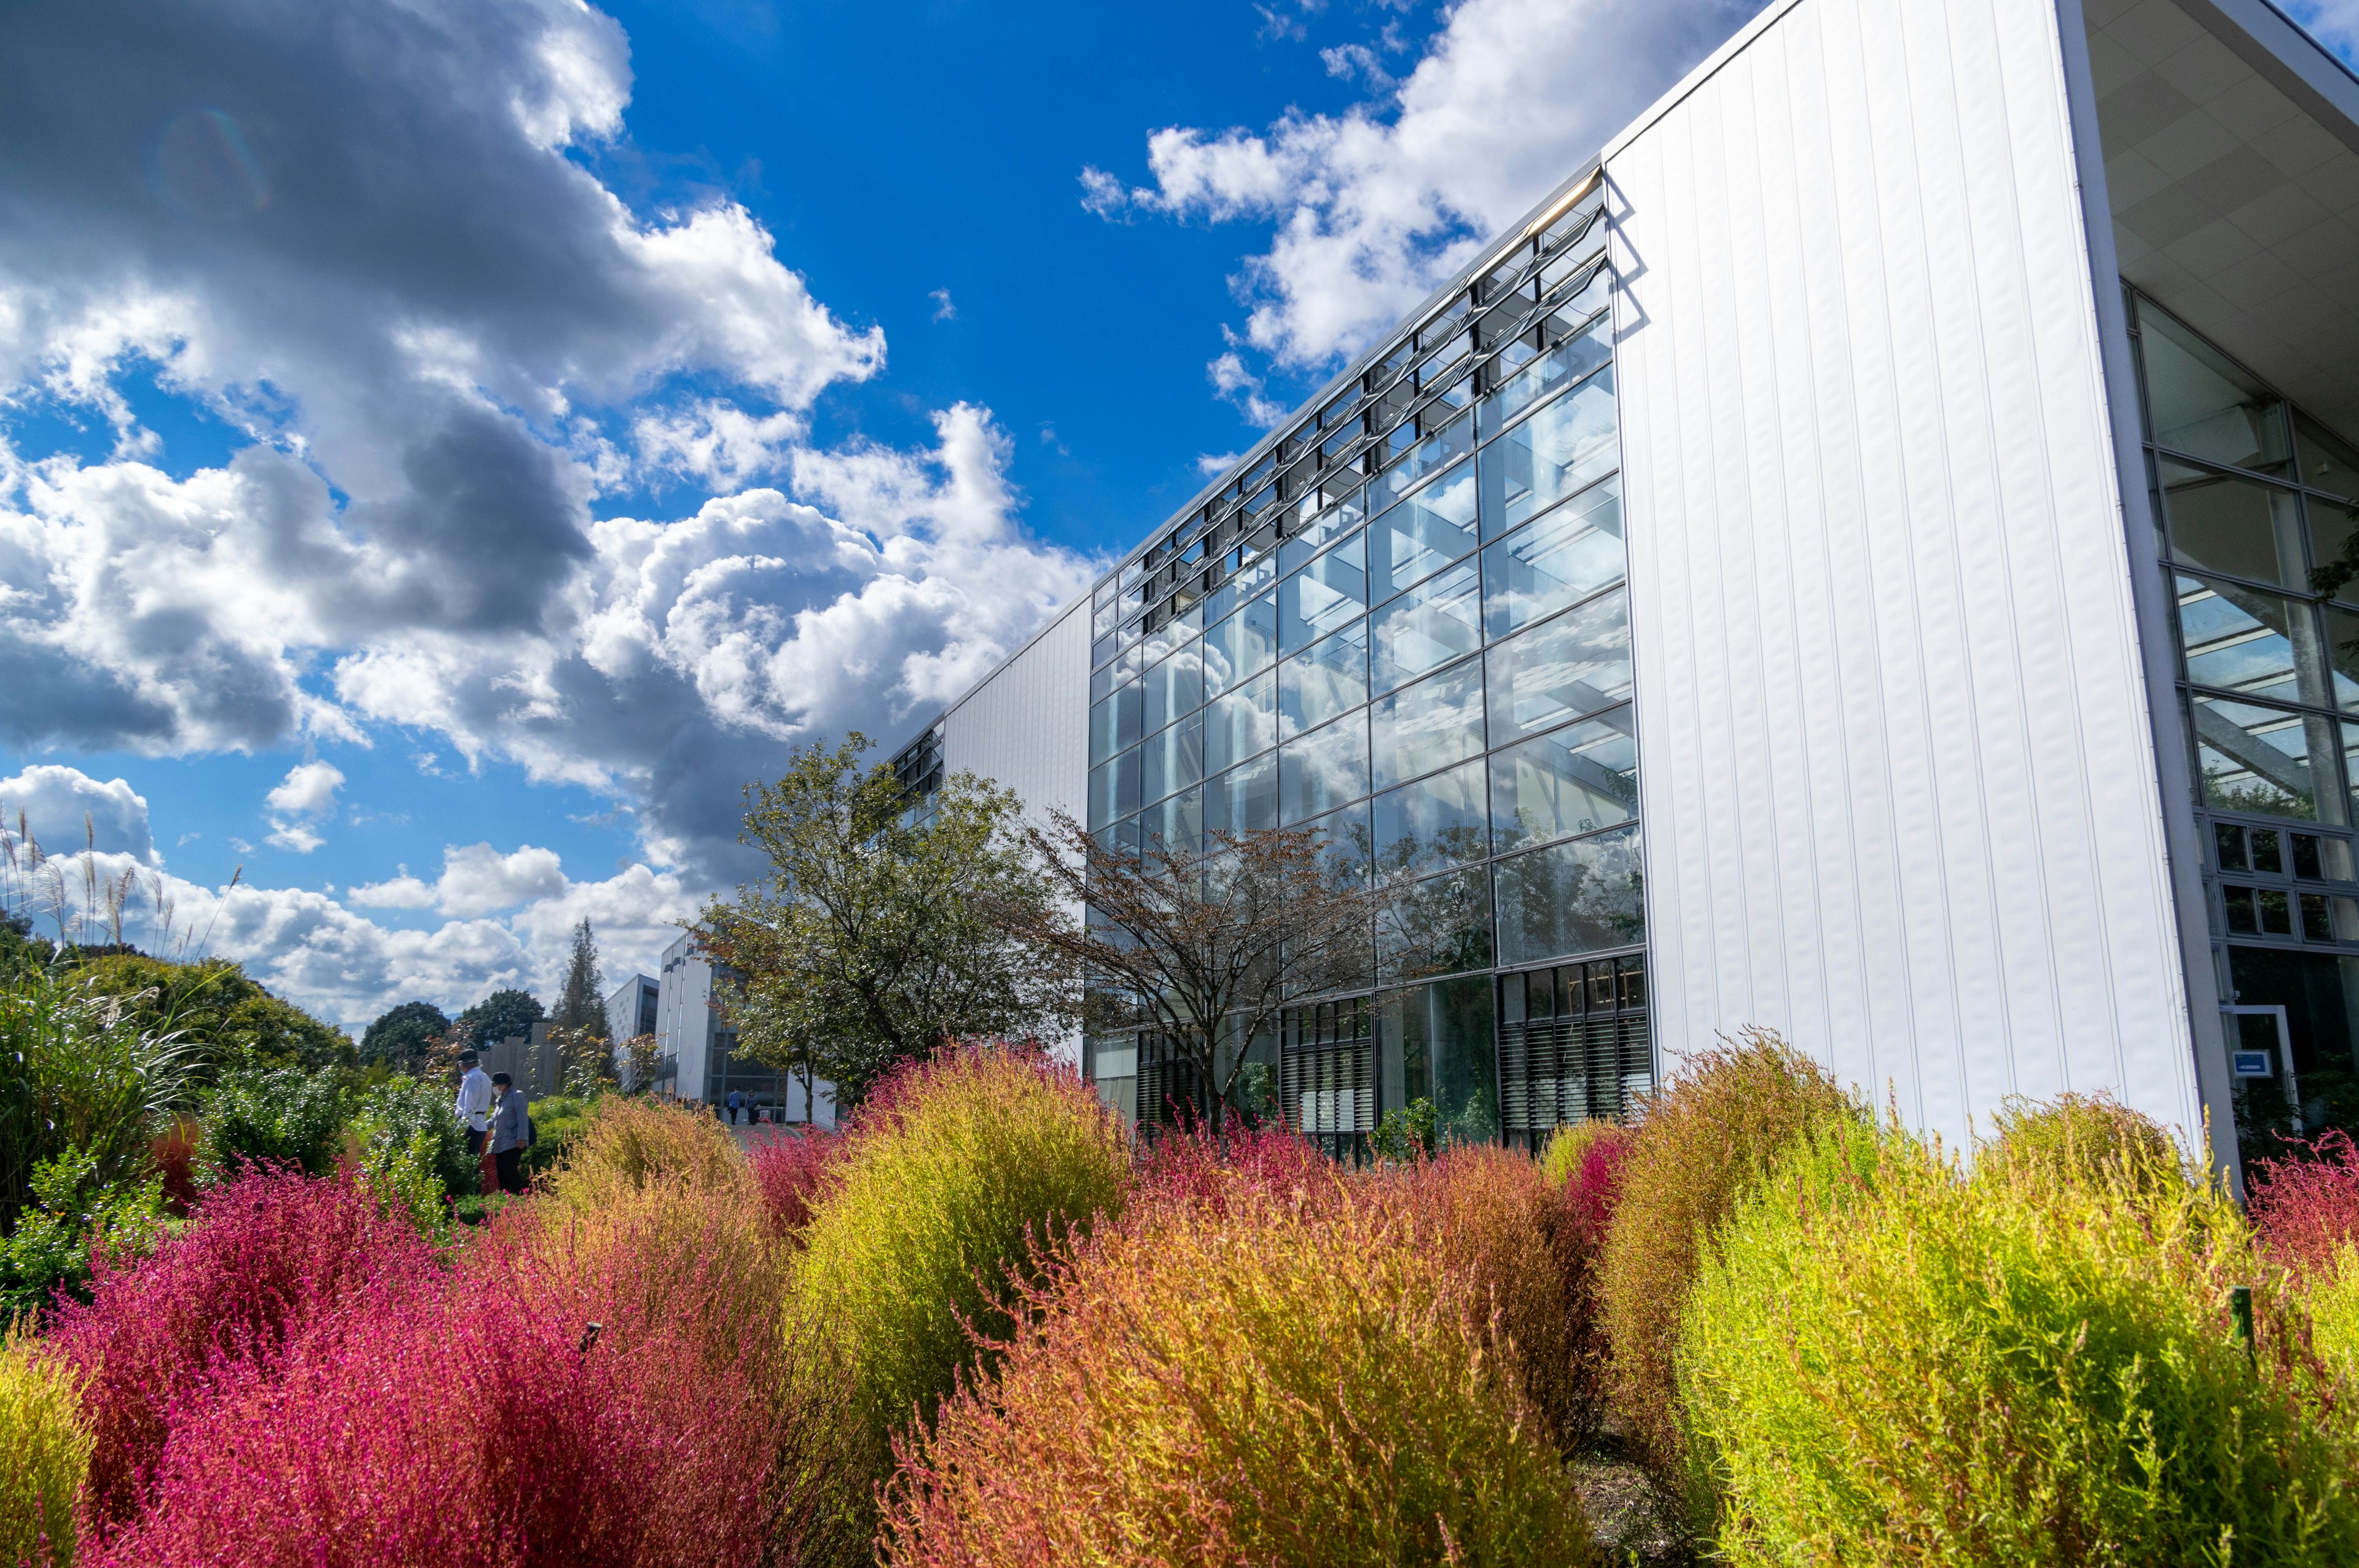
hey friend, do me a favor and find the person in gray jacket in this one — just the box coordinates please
[488,1072,530,1195]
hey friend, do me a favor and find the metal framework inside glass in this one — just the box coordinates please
[1080,174,1654,1154]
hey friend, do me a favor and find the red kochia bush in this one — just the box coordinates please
[1133,1121,1339,1220]
[748,1126,846,1239]
[2248,1129,2359,1277]
[50,1166,436,1529]
[88,1266,777,1568]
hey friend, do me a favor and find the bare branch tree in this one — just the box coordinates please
[998,808,1414,1135]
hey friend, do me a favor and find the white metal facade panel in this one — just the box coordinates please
[939,598,1092,832]
[1606,0,2206,1149]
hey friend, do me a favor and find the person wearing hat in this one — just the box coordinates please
[453,1049,495,1196]
[488,1072,530,1195]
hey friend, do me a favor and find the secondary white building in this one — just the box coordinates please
[651,931,835,1125]
[892,0,2359,1179]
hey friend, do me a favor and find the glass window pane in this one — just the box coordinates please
[1089,680,1143,765]
[1372,658,1485,790]
[1490,707,1639,854]
[1278,498,1366,575]
[1493,823,1646,966]
[1377,977,1496,1146]
[1486,590,1632,743]
[1371,559,1482,695]
[1142,638,1205,734]
[1479,365,1618,539]
[1482,476,1625,639]
[1141,784,1203,859]
[1277,533,1368,653]
[2159,458,2306,590]
[1089,747,1141,829]
[1279,712,1371,825]
[1374,758,1489,877]
[1203,592,1278,700]
[1205,670,1278,775]
[1304,800,1373,888]
[2323,608,2359,712]
[2298,414,2359,502]
[1367,465,1480,604]
[2311,491,2359,601]
[1379,867,1495,985]
[1205,752,1278,837]
[1280,622,1369,734]
[1369,408,1476,514]
[2136,300,2290,472]
[1139,711,1203,806]
[2189,693,2341,823]
[1478,311,1611,440]
[2175,575,2324,706]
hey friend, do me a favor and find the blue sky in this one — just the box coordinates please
[2,0,2353,1031]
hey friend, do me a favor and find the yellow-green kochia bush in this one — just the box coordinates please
[1677,1121,2359,1566]
[792,1043,1130,1444]
[0,1325,90,1567]
[1597,1029,1862,1470]
[1978,1090,2185,1199]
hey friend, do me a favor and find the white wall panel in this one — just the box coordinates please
[1606,0,2205,1148]
[939,599,1090,830]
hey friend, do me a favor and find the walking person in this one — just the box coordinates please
[488,1072,530,1195]
[727,1088,743,1126]
[453,1050,495,1197]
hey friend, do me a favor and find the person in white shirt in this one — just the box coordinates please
[453,1051,494,1192]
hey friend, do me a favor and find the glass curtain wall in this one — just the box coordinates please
[2130,291,2359,1150]
[1081,181,1653,1155]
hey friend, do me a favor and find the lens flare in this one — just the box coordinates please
[149,107,270,219]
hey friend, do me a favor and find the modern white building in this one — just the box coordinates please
[651,930,836,1124]
[891,0,2359,1179]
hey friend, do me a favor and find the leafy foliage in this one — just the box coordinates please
[517,1092,594,1181]
[72,955,352,1077]
[1979,1091,2185,1198]
[1370,1096,1438,1163]
[0,1325,89,1568]
[1678,1122,2359,1564]
[1,1146,166,1324]
[349,1075,479,1224]
[2249,1129,2359,1277]
[1598,1029,1863,1472]
[748,1127,845,1241]
[358,1000,448,1071]
[885,1179,1595,1568]
[700,734,1073,1110]
[456,988,544,1048]
[197,1066,349,1182]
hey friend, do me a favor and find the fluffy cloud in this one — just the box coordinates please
[0,763,157,865]
[1084,0,1767,367]
[0,0,1093,891]
[263,760,343,851]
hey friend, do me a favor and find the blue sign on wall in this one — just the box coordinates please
[2232,1050,2275,1079]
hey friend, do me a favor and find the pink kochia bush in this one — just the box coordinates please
[749,1125,847,1239]
[50,1166,436,1529]
[2248,1129,2359,1276]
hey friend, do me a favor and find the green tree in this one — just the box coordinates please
[699,733,1073,1111]
[551,919,604,1034]
[69,954,351,1078]
[458,987,543,1047]
[359,999,449,1071]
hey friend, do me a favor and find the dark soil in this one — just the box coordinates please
[1568,1422,1699,1566]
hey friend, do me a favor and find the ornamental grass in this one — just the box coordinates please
[1676,1121,2359,1565]
[47,1165,436,1532]
[2249,1129,2359,1277]
[883,1182,1595,1568]
[1597,1029,1861,1470]
[1,1325,89,1568]
[544,1093,744,1206]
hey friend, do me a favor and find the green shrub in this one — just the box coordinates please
[550,1095,741,1205]
[1598,1029,1862,1470]
[350,1075,477,1201]
[1369,1096,1438,1163]
[198,1066,348,1180]
[793,1047,1129,1502]
[518,1091,595,1181]
[1539,1118,1619,1188]
[2305,1243,2359,1410]
[886,1182,1594,1567]
[1678,1121,2359,1564]
[1980,1091,2183,1198]
[0,1325,90,1566]
[1,1146,166,1322]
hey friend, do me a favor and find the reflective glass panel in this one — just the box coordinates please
[1277,533,1367,653]
[2175,575,2322,707]
[1377,977,1497,1145]
[1485,590,1633,743]
[2160,458,2306,590]
[2299,415,2359,501]
[1369,408,1475,513]
[1482,476,1624,639]
[2322,607,2359,712]
[2312,491,2359,600]
[1142,639,1205,733]
[1205,752,1279,837]
[1379,867,1495,985]
[1279,712,1371,825]
[1370,559,1482,695]
[2190,693,2340,823]
[1089,680,1142,765]
[1479,366,1619,539]
[1205,669,1278,774]
[1278,496,1366,575]
[1088,747,1141,830]
[1203,591,1278,700]
[1138,710,1203,806]
[1304,800,1373,888]
[1141,784,1203,859]
[1493,824,1646,966]
[2138,300,2290,472]
[1280,622,1369,735]
[1490,707,1638,854]
[1478,312,1611,440]
[1372,658,1486,790]
[1374,758,1489,877]
[1367,464,1480,604]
